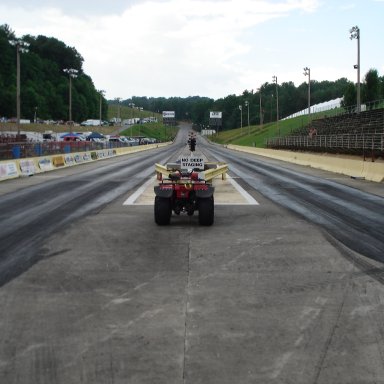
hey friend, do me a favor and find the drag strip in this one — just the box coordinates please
[205,142,384,264]
[1,128,384,384]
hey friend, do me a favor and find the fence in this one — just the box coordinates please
[0,140,130,160]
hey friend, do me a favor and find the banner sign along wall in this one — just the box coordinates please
[20,159,36,176]
[181,157,204,170]
[0,162,18,179]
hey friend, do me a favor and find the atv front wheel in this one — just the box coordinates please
[154,196,172,225]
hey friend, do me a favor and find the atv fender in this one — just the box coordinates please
[154,185,173,198]
[195,186,215,198]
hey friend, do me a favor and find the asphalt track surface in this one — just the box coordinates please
[204,142,384,274]
[1,125,384,383]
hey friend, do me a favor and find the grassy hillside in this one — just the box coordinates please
[120,122,178,142]
[210,116,308,147]
[108,104,161,121]
[209,108,339,147]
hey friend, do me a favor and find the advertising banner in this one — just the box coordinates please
[20,159,36,176]
[0,162,19,179]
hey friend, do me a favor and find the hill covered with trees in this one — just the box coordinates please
[0,24,107,123]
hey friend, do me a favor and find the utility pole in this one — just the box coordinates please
[63,68,78,132]
[99,90,105,126]
[238,105,243,132]
[272,75,279,136]
[303,67,311,120]
[10,39,29,136]
[245,100,250,135]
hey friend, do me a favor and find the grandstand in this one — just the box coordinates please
[266,103,384,159]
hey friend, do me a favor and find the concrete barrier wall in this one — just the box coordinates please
[0,142,170,182]
[227,145,384,183]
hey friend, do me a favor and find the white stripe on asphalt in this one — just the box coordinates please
[221,176,259,205]
[123,176,157,205]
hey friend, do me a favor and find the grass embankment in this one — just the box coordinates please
[120,122,178,142]
[107,104,161,122]
[211,113,316,147]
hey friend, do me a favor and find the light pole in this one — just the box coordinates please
[272,75,279,136]
[238,105,243,132]
[63,68,78,131]
[303,67,311,120]
[244,100,250,134]
[139,107,143,136]
[10,38,29,136]
[129,102,135,137]
[257,87,263,128]
[128,103,135,137]
[115,97,122,129]
[98,90,105,126]
[350,26,361,113]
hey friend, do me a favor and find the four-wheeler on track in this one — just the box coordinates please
[154,169,214,226]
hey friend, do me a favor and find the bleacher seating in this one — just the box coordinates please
[294,108,384,136]
[267,107,384,158]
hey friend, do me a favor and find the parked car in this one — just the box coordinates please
[108,136,126,143]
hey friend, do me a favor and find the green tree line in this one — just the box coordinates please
[0,24,108,123]
[116,70,383,131]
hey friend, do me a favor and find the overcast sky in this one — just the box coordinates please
[1,0,383,100]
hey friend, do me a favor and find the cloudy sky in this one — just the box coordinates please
[1,0,383,100]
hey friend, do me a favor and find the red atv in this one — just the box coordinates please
[154,170,214,226]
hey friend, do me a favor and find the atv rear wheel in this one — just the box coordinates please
[154,196,172,225]
[198,197,214,226]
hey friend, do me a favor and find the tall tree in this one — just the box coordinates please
[363,68,380,106]
[342,83,356,110]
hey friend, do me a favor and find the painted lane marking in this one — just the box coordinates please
[123,176,157,205]
[219,176,259,205]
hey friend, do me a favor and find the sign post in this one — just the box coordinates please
[209,111,222,133]
[162,111,176,126]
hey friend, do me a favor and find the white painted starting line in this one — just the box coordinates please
[123,175,259,206]
[224,176,259,205]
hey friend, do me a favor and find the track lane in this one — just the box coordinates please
[0,143,182,286]
[201,140,384,264]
